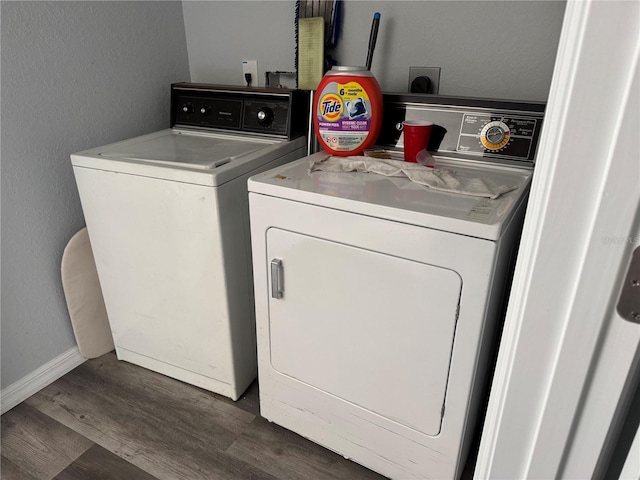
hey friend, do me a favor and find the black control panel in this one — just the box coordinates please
[378,93,545,166]
[171,83,309,140]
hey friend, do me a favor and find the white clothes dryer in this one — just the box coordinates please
[248,94,544,478]
[71,83,308,400]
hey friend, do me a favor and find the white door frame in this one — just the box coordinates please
[476,1,640,478]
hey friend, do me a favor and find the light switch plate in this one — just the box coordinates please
[242,60,258,87]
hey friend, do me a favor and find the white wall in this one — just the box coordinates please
[183,0,566,102]
[0,1,190,389]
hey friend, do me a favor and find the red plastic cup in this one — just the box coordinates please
[402,121,433,163]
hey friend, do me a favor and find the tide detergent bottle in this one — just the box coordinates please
[314,66,383,156]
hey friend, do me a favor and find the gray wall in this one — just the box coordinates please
[183,0,566,102]
[1,0,565,392]
[1,1,190,389]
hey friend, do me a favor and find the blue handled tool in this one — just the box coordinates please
[365,12,381,70]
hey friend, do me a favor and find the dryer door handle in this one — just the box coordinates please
[271,258,284,299]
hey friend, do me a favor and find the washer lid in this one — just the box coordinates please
[97,129,272,169]
[71,129,299,186]
[248,152,533,241]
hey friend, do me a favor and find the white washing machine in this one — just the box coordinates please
[71,83,308,400]
[248,94,544,478]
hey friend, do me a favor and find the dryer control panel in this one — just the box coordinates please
[458,114,539,158]
[171,83,309,140]
[378,93,545,167]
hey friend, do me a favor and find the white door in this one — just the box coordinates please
[476,1,640,478]
[266,228,462,436]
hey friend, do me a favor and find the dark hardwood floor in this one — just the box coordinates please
[1,353,477,479]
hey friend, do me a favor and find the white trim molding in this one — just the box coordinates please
[1,347,85,414]
[476,1,640,479]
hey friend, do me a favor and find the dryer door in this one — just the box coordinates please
[266,228,462,436]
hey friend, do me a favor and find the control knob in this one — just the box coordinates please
[182,103,194,114]
[257,107,274,127]
[480,120,511,151]
[200,105,212,116]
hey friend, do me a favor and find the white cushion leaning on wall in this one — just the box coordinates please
[61,227,114,359]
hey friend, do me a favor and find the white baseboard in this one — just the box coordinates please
[1,346,86,415]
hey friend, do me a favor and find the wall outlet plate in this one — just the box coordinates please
[242,60,258,87]
[408,66,441,94]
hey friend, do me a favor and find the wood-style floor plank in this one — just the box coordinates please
[226,416,387,480]
[1,456,39,480]
[0,403,93,480]
[219,379,261,417]
[80,353,255,435]
[26,354,275,480]
[53,444,157,480]
[10,352,477,479]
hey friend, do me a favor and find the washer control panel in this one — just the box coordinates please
[171,83,309,140]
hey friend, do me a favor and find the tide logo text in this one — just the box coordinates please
[319,94,343,121]
[322,100,341,115]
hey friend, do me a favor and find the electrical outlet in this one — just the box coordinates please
[408,66,441,94]
[242,60,258,87]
